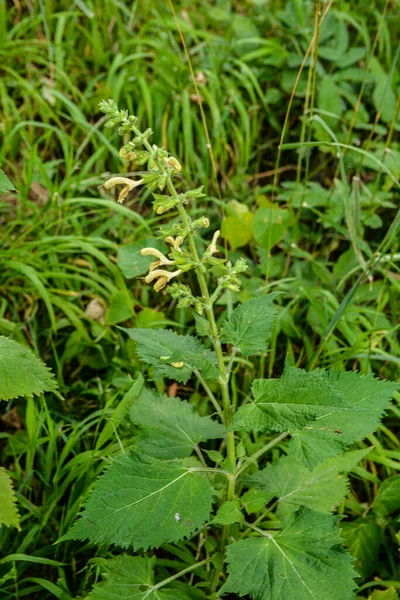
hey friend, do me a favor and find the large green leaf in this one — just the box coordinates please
[0,336,58,401]
[60,453,214,550]
[0,468,20,530]
[220,295,276,357]
[121,328,218,383]
[289,372,399,468]
[87,555,190,599]
[341,517,382,581]
[130,387,224,459]
[372,475,400,517]
[232,366,349,432]
[245,449,370,516]
[221,509,357,600]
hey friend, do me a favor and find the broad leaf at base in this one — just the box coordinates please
[87,555,191,599]
[245,448,370,516]
[221,508,357,600]
[59,453,214,550]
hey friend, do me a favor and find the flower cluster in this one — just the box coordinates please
[99,99,247,299]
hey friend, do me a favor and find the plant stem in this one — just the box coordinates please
[193,368,224,421]
[236,432,289,477]
[147,557,211,597]
[173,192,236,485]
[137,128,237,590]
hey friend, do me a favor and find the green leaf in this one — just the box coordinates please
[220,295,276,357]
[221,508,357,600]
[373,75,397,123]
[60,453,214,550]
[121,328,219,383]
[106,290,134,325]
[87,555,190,599]
[245,449,370,517]
[0,169,16,193]
[241,488,271,514]
[372,475,400,517]
[317,75,342,130]
[134,307,166,329]
[0,469,20,530]
[130,387,224,459]
[117,238,164,279]
[212,500,244,525]
[253,205,290,249]
[341,517,382,580]
[0,336,58,401]
[233,365,349,432]
[221,200,254,250]
[229,403,271,433]
[289,372,399,468]
[369,589,399,600]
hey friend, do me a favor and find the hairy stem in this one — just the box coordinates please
[135,126,236,590]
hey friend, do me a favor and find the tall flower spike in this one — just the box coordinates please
[102,176,144,203]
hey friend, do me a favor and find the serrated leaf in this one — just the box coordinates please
[0,336,58,401]
[87,555,190,599]
[229,403,271,433]
[0,169,16,193]
[0,469,20,530]
[220,295,276,357]
[341,517,382,580]
[245,448,370,517]
[121,328,218,383]
[233,365,350,432]
[241,488,272,514]
[221,508,357,600]
[130,388,224,459]
[212,500,244,525]
[372,475,400,517]
[60,453,214,550]
[289,372,399,468]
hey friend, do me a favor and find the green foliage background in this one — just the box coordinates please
[0,0,399,598]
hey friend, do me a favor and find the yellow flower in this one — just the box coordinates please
[140,247,175,271]
[102,176,144,203]
[144,268,182,291]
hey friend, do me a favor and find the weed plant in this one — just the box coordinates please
[1,1,400,599]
